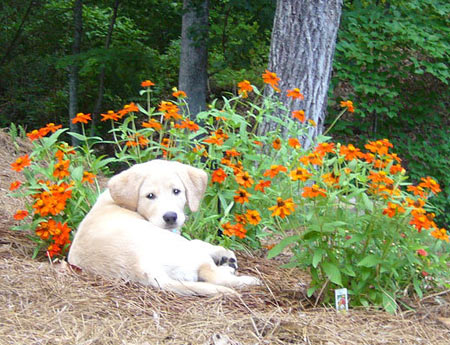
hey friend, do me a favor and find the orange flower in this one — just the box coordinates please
[13,210,28,220]
[368,171,394,185]
[42,123,62,134]
[47,244,62,258]
[212,168,227,184]
[254,180,271,193]
[9,180,21,191]
[253,140,263,146]
[118,102,139,117]
[286,88,304,100]
[302,184,327,198]
[288,138,301,149]
[26,129,44,141]
[299,152,323,166]
[212,128,229,140]
[142,119,163,130]
[339,144,363,161]
[272,137,282,150]
[225,149,240,157]
[322,172,340,187]
[72,112,92,124]
[204,135,224,146]
[245,209,261,225]
[314,142,335,156]
[172,90,187,98]
[141,80,155,87]
[419,177,441,194]
[262,69,280,89]
[53,160,70,179]
[308,119,316,127]
[382,202,405,218]
[221,222,247,239]
[11,155,31,172]
[390,164,404,175]
[193,144,208,157]
[290,167,312,182]
[101,110,120,122]
[269,197,296,218]
[82,171,96,184]
[235,170,254,188]
[35,220,56,240]
[175,119,199,132]
[430,228,449,242]
[365,139,393,156]
[234,188,251,204]
[263,165,287,178]
[292,110,306,122]
[340,100,355,113]
[410,214,433,232]
[237,80,253,98]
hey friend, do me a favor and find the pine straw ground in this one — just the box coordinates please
[0,129,449,345]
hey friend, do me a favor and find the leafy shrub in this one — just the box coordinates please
[9,73,449,313]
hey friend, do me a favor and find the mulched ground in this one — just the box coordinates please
[1,129,449,345]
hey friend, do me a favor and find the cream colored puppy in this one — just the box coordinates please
[68,160,259,296]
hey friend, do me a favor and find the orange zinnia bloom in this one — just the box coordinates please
[302,184,327,198]
[368,171,394,185]
[118,102,139,118]
[141,80,155,87]
[299,152,323,166]
[245,209,261,225]
[204,135,224,146]
[292,110,306,122]
[407,185,426,198]
[272,137,282,150]
[193,144,208,157]
[72,112,92,124]
[288,138,301,149]
[101,110,120,122]
[339,144,363,161]
[382,202,405,218]
[263,165,287,179]
[235,170,254,188]
[430,228,449,242]
[11,155,31,172]
[237,80,253,98]
[286,88,304,100]
[212,168,227,184]
[322,172,340,187]
[47,244,62,258]
[225,149,240,157]
[419,176,441,194]
[269,197,296,218]
[262,69,280,88]
[290,167,312,182]
[10,180,21,191]
[410,213,433,232]
[172,89,187,98]
[365,139,393,156]
[35,219,56,240]
[82,171,96,184]
[390,164,404,175]
[175,120,199,132]
[340,100,355,113]
[13,210,28,220]
[221,222,247,239]
[142,119,163,130]
[254,180,271,193]
[314,142,335,156]
[53,160,70,179]
[26,129,44,141]
[234,188,251,204]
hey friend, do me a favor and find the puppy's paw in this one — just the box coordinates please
[212,248,238,272]
[237,275,261,287]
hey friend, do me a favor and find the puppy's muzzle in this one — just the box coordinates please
[163,211,178,226]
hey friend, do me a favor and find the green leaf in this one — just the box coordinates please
[357,254,381,267]
[312,249,324,268]
[267,235,301,259]
[307,286,317,297]
[321,262,342,286]
[361,193,374,212]
[382,292,397,314]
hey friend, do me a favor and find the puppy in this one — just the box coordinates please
[68,160,260,295]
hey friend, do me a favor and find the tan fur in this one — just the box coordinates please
[68,160,260,296]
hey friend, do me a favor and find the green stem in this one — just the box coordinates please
[323,109,347,136]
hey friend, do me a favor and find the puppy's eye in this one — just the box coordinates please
[173,188,181,195]
[146,193,156,200]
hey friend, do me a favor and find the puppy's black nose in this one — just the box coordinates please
[163,212,178,225]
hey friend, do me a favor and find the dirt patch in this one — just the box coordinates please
[1,129,449,345]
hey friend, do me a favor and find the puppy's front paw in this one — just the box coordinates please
[237,275,261,287]
[212,247,238,273]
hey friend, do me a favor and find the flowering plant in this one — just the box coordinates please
[10,73,449,313]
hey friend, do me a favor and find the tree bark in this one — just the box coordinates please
[68,0,83,146]
[90,0,120,136]
[261,0,343,147]
[179,0,209,118]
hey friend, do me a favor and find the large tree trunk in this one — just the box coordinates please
[68,0,83,146]
[178,0,209,117]
[261,0,343,147]
[90,0,120,136]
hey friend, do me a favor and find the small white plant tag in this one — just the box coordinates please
[335,288,348,311]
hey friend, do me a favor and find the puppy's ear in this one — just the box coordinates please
[176,164,208,212]
[108,166,144,211]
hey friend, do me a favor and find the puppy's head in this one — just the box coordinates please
[108,160,208,229]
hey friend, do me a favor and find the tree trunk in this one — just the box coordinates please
[179,0,209,118]
[90,0,120,136]
[68,0,83,146]
[261,0,343,147]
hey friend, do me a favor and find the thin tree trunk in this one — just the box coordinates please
[260,0,343,147]
[68,0,83,146]
[90,0,120,136]
[0,0,34,66]
[179,0,209,118]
